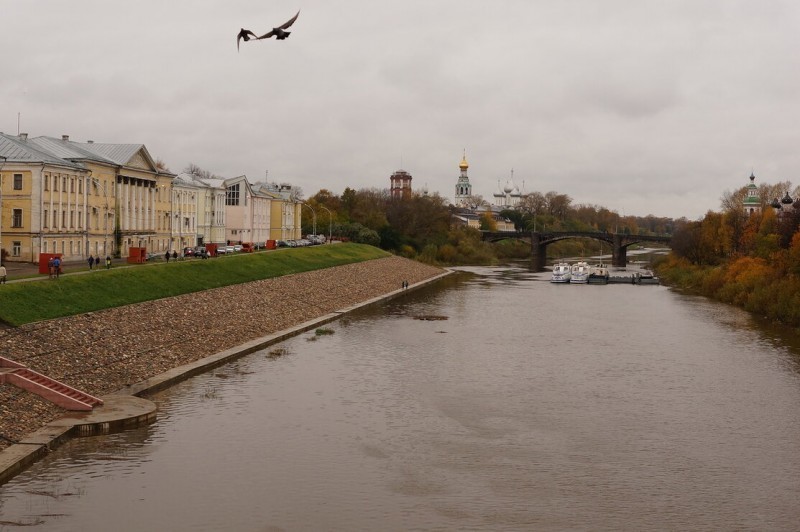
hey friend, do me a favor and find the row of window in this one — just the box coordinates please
[42,174,84,194]
[8,208,184,231]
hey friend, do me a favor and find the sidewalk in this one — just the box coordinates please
[1,257,131,282]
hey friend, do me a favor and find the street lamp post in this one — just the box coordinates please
[299,202,316,239]
[317,204,332,243]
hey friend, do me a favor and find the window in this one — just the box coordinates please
[44,175,49,191]
[12,209,22,228]
[226,183,240,206]
[54,176,59,192]
[13,174,22,190]
[70,178,75,193]
[12,241,21,257]
[43,210,49,228]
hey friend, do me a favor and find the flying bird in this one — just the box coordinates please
[236,28,259,51]
[257,10,300,41]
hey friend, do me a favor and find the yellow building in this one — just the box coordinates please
[252,182,302,241]
[175,172,226,249]
[0,133,175,263]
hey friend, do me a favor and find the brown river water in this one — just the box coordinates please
[1,264,800,531]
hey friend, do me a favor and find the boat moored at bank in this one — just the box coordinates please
[551,262,572,283]
[570,261,590,284]
[588,263,610,284]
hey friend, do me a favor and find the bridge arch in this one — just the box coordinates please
[481,231,672,271]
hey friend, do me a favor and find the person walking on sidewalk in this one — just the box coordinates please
[87,255,94,270]
[52,256,61,279]
[105,255,112,269]
[0,264,6,284]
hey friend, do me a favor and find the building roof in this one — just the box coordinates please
[28,136,119,166]
[0,133,85,169]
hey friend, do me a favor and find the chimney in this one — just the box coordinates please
[19,133,28,140]
[62,135,69,141]
[87,140,94,144]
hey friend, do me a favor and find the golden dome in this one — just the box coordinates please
[459,153,469,170]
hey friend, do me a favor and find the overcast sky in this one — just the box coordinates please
[2,0,799,219]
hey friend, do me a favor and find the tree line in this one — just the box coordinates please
[305,187,678,265]
[658,181,800,327]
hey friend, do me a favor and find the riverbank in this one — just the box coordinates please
[0,243,390,326]
[0,255,445,454]
[655,254,800,329]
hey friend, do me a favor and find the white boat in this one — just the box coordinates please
[587,263,610,284]
[570,261,590,284]
[551,262,572,283]
[635,269,660,285]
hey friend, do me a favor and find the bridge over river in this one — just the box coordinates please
[481,230,672,270]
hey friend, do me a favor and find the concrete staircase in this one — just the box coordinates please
[0,356,103,411]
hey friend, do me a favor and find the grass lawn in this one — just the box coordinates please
[0,244,389,326]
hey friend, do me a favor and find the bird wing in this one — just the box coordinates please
[256,10,300,40]
[258,28,277,39]
[236,29,258,50]
[278,10,300,30]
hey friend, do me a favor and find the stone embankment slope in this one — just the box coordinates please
[0,256,444,451]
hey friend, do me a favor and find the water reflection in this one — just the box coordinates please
[2,265,800,531]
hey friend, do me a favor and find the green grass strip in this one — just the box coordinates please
[0,244,389,326]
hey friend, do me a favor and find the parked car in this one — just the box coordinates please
[277,240,288,247]
[183,247,194,257]
[233,244,243,252]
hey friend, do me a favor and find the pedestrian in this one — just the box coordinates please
[95,256,100,269]
[165,250,171,263]
[87,254,94,270]
[48,258,54,279]
[172,250,177,261]
[0,264,6,284]
[105,255,112,269]
[53,256,61,279]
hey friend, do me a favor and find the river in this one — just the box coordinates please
[2,264,800,531]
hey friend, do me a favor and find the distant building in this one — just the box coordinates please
[167,172,229,251]
[454,152,472,208]
[390,169,412,199]
[492,170,525,208]
[743,172,761,216]
[0,132,174,262]
[770,189,800,215]
[251,181,303,241]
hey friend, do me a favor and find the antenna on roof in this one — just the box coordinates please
[17,112,20,136]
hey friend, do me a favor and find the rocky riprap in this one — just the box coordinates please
[0,256,444,451]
